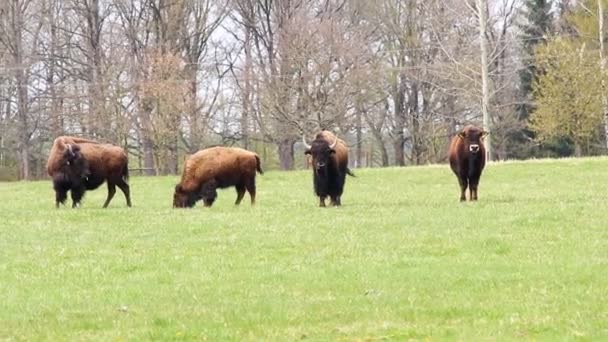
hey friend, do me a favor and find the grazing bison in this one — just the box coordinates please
[448,125,488,201]
[47,136,131,208]
[303,131,354,207]
[173,146,263,208]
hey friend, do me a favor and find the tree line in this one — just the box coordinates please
[1,0,607,180]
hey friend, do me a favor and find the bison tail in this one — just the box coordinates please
[255,155,263,175]
[346,168,356,177]
[122,162,130,183]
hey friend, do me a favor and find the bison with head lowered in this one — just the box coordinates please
[173,146,263,208]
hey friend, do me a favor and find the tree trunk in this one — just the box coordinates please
[47,2,63,137]
[379,142,389,167]
[393,137,405,166]
[16,68,30,180]
[277,138,295,170]
[477,0,492,160]
[241,20,252,150]
[168,135,178,175]
[355,107,363,168]
[446,97,458,146]
[188,75,202,153]
[85,0,104,138]
[574,141,582,157]
[12,0,30,179]
[598,0,608,149]
[408,82,422,165]
[393,72,407,166]
[140,100,156,176]
[369,128,389,167]
[0,136,4,168]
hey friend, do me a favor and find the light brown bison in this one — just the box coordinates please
[302,130,354,207]
[47,136,131,208]
[448,125,488,201]
[173,146,263,208]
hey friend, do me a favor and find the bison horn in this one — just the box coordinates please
[302,135,312,149]
[329,135,338,149]
[67,144,73,156]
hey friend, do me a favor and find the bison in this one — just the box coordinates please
[302,130,354,207]
[47,136,131,208]
[448,125,488,201]
[173,146,263,208]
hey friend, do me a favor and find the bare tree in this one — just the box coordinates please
[180,0,229,153]
[0,0,44,179]
[115,0,157,174]
[598,0,608,148]
[42,0,65,138]
[475,0,492,160]
[78,0,107,138]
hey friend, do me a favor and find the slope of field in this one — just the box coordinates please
[1,158,607,340]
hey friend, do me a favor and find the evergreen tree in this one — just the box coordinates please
[519,0,553,117]
[510,0,554,158]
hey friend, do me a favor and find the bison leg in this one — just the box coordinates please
[201,181,218,207]
[103,182,116,208]
[71,186,86,208]
[203,197,216,207]
[319,196,327,207]
[116,178,132,207]
[245,180,256,205]
[469,179,479,201]
[458,177,468,202]
[55,189,68,208]
[469,187,476,201]
[330,195,341,207]
[235,185,246,205]
[335,196,341,206]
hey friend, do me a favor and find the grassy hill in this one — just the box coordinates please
[1,158,607,340]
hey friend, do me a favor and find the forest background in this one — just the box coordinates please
[1,0,606,180]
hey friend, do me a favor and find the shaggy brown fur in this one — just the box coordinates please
[173,146,263,208]
[47,136,131,208]
[303,130,354,207]
[448,125,488,201]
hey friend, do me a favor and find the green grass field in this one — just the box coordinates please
[1,157,608,340]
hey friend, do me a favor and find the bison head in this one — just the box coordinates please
[458,127,488,154]
[303,134,338,171]
[63,144,81,164]
[173,184,198,208]
[60,144,89,179]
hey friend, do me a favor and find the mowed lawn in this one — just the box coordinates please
[1,158,608,340]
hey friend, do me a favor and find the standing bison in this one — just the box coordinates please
[303,131,354,207]
[47,136,131,208]
[173,146,263,208]
[448,125,488,201]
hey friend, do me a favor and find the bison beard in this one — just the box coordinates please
[312,158,346,207]
[52,145,90,208]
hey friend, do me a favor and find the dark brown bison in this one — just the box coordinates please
[173,146,263,208]
[448,125,488,201]
[303,130,354,207]
[47,136,131,208]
